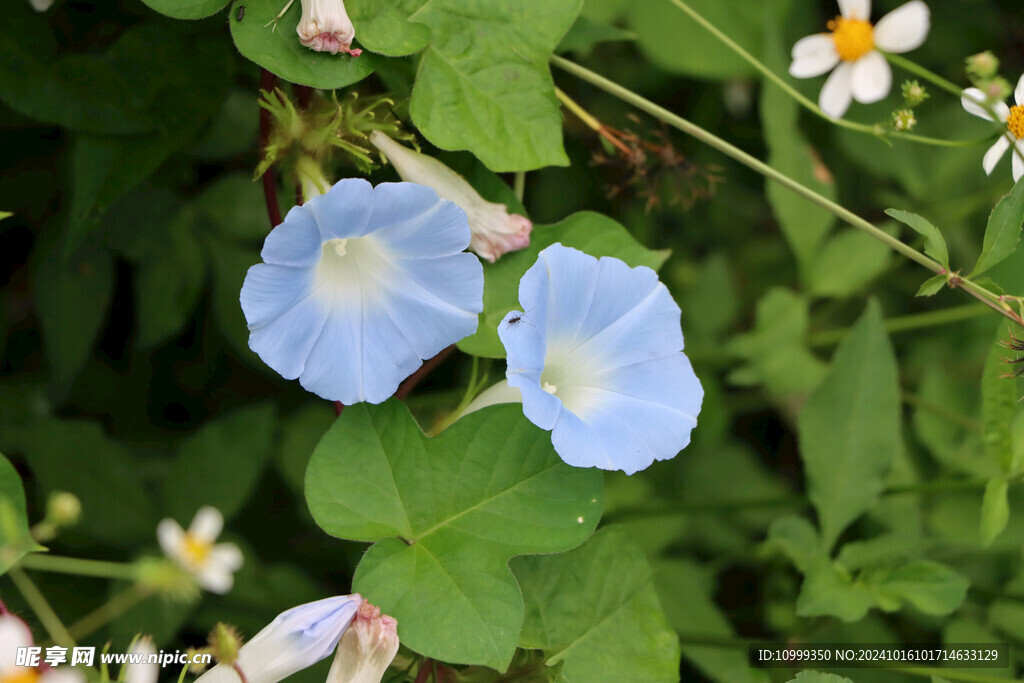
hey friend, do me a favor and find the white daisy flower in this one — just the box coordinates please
[157,506,243,595]
[789,0,931,118]
[0,614,85,683]
[961,74,1024,182]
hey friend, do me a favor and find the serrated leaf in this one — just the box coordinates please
[982,324,1018,473]
[0,454,43,575]
[142,0,230,19]
[164,404,276,523]
[229,0,376,89]
[885,208,950,268]
[404,0,581,171]
[799,300,901,551]
[458,212,668,358]
[513,528,680,682]
[980,477,1010,547]
[306,401,602,669]
[796,556,874,621]
[916,274,946,297]
[862,560,969,616]
[973,178,1024,276]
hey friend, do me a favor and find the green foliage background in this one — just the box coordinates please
[3,0,1024,680]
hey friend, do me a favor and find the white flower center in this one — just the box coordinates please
[314,236,393,305]
[539,341,611,420]
[542,382,558,395]
[329,238,349,257]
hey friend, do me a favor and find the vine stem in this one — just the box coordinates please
[16,553,139,581]
[65,585,149,642]
[807,302,992,346]
[549,56,1022,326]
[259,69,283,229]
[7,567,74,647]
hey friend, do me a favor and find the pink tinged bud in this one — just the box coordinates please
[326,601,398,683]
[368,131,533,263]
[297,0,361,56]
[195,596,362,683]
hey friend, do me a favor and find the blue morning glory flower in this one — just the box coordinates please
[240,179,484,404]
[497,243,703,474]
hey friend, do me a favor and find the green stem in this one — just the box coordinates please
[892,669,1019,683]
[17,553,140,581]
[7,566,74,646]
[901,392,984,432]
[808,303,992,346]
[513,171,526,203]
[884,52,963,98]
[66,584,149,642]
[549,55,1021,326]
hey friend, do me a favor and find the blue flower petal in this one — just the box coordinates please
[501,243,703,473]
[307,178,374,240]
[261,204,323,267]
[241,178,484,404]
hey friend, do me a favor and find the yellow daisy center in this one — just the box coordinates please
[1008,105,1024,139]
[828,16,874,62]
[3,671,40,683]
[182,532,212,567]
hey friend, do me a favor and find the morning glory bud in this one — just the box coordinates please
[196,596,361,683]
[369,131,533,263]
[326,601,399,683]
[297,0,361,56]
[123,637,158,683]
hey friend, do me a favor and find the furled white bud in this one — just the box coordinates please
[297,0,361,56]
[123,637,159,683]
[326,601,399,683]
[195,596,361,683]
[369,131,533,263]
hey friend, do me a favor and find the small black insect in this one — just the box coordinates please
[236,4,245,21]
[506,313,525,326]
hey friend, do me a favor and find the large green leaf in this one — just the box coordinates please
[229,0,376,89]
[981,323,1018,474]
[164,403,276,523]
[513,527,679,682]
[347,0,432,56]
[861,560,969,616]
[972,178,1024,276]
[142,0,230,19]
[0,454,41,575]
[807,227,892,298]
[798,300,901,551]
[306,401,602,669]
[458,211,668,358]
[402,0,582,171]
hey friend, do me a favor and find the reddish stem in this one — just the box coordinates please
[259,69,283,228]
[395,346,456,401]
[413,660,433,683]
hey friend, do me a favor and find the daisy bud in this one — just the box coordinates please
[900,80,928,107]
[209,623,243,666]
[368,131,532,263]
[297,0,361,56]
[46,491,81,527]
[196,596,361,683]
[966,51,999,81]
[892,109,916,131]
[326,601,398,683]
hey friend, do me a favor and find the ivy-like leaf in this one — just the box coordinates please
[229,0,376,89]
[142,0,230,19]
[306,402,602,670]
[972,178,1024,276]
[403,0,582,171]
[458,211,668,358]
[0,454,43,575]
[799,300,901,551]
[885,209,950,269]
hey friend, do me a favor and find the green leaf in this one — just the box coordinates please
[556,15,635,54]
[796,556,874,621]
[765,515,821,573]
[164,404,276,524]
[3,420,157,544]
[33,241,114,394]
[808,228,892,298]
[760,24,834,271]
[229,0,376,89]
[885,209,950,268]
[728,288,826,397]
[862,560,969,616]
[405,0,580,171]
[982,324,1018,473]
[654,559,768,683]
[973,178,1024,276]
[458,212,668,358]
[787,673,854,683]
[0,454,42,575]
[347,0,431,56]
[799,300,901,551]
[631,0,762,79]
[980,477,1010,547]
[194,173,274,243]
[142,0,230,19]
[916,274,947,297]
[513,527,679,682]
[306,401,602,669]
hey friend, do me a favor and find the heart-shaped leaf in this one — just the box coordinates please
[306,401,602,669]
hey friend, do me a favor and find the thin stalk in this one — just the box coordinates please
[549,56,1022,326]
[7,567,74,647]
[513,172,526,203]
[901,392,984,433]
[66,585,149,642]
[17,553,139,581]
[884,52,963,98]
[807,303,992,346]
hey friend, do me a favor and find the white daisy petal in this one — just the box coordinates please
[0,615,35,675]
[156,519,185,558]
[211,543,245,572]
[789,34,840,78]
[983,135,1011,175]
[819,62,854,118]
[1016,73,1024,106]
[851,51,892,103]
[1013,140,1024,182]
[189,506,224,543]
[873,0,930,53]
[961,88,1010,122]
[839,0,870,20]
[196,566,234,595]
